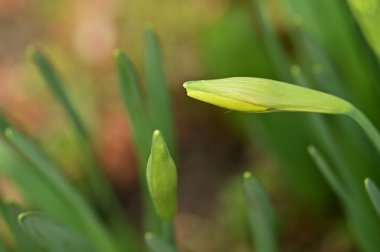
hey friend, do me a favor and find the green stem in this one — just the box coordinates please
[347,106,380,155]
[161,220,176,248]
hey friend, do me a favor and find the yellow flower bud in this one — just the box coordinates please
[183,77,352,114]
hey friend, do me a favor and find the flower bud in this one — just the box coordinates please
[146,130,177,221]
[183,77,351,114]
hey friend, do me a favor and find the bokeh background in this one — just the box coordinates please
[1,0,380,251]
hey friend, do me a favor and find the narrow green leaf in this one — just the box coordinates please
[0,134,118,252]
[347,0,380,61]
[115,50,152,165]
[29,47,89,142]
[18,212,96,252]
[144,27,176,157]
[144,232,177,252]
[115,50,160,233]
[307,146,350,203]
[29,47,113,209]
[243,172,277,252]
[251,0,292,81]
[365,178,380,217]
[0,202,41,252]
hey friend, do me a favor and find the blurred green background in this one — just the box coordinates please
[1,0,380,251]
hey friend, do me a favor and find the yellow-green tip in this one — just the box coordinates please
[364,178,370,187]
[113,49,122,58]
[243,171,252,179]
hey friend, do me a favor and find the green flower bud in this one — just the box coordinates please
[146,130,177,221]
[183,77,352,114]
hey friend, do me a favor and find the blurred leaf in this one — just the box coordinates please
[144,232,177,252]
[115,50,160,233]
[251,0,292,81]
[0,132,118,252]
[29,47,113,209]
[0,201,41,252]
[347,0,380,60]
[365,178,380,217]
[243,172,277,252]
[0,239,9,252]
[145,27,176,157]
[279,0,380,124]
[115,50,152,166]
[18,212,96,252]
[202,6,274,78]
[308,146,380,251]
[29,47,89,142]
[307,146,350,203]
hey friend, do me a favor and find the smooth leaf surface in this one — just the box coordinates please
[145,232,177,252]
[19,212,96,252]
[243,172,277,252]
[365,178,380,217]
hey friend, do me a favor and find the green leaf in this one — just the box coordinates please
[146,130,177,221]
[243,172,277,252]
[347,0,380,61]
[29,47,114,209]
[365,178,380,217]
[144,232,177,252]
[0,201,41,252]
[29,47,89,142]
[250,0,292,81]
[115,50,160,233]
[115,50,152,166]
[144,27,176,157]
[307,146,350,203]
[18,212,96,252]
[0,130,118,252]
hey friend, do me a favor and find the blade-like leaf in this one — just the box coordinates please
[365,178,380,217]
[0,201,40,252]
[115,50,160,233]
[144,27,176,157]
[144,232,177,252]
[29,47,114,209]
[18,212,96,252]
[0,136,118,252]
[307,146,350,203]
[243,172,277,252]
[115,50,152,165]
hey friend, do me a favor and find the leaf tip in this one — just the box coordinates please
[307,145,316,155]
[113,49,122,58]
[144,232,153,240]
[3,127,13,139]
[243,171,252,179]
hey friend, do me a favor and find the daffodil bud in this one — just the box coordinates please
[146,130,177,221]
[183,77,352,114]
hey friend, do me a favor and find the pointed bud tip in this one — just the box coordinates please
[153,129,161,137]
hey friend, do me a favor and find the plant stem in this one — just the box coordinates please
[347,106,380,155]
[161,220,176,248]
